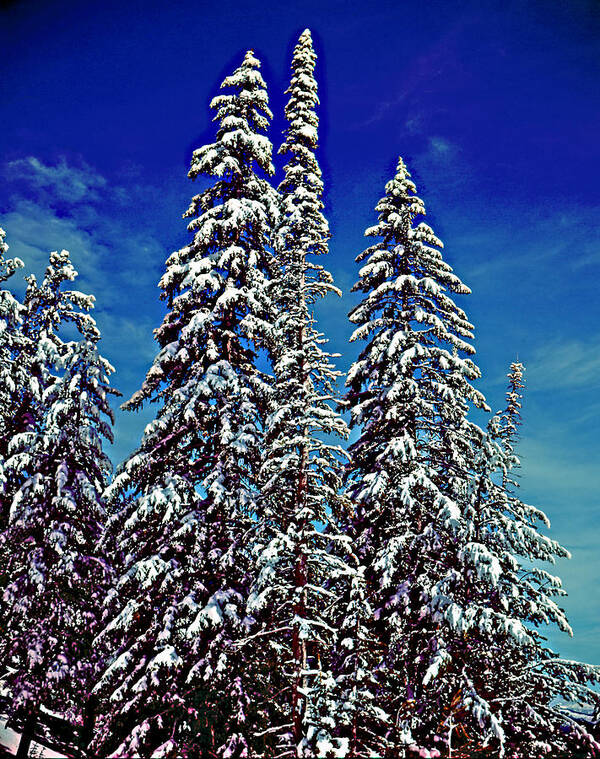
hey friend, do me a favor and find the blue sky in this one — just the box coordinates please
[1,0,599,664]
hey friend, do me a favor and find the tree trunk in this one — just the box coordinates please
[291,269,310,745]
[80,694,97,757]
[16,709,36,759]
[292,545,308,744]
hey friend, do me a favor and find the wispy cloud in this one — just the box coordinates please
[427,136,455,158]
[527,336,600,392]
[416,135,464,177]
[353,18,471,130]
[1,154,167,306]
[453,205,600,284]
[2,200,103,286]
[516,431,600,662]
[5,155,107,206]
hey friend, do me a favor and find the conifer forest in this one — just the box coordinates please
[1,23,599,759]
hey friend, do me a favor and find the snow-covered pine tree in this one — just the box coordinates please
[245,29,354,757]
[92,50,279,758]
[0,249,115,756]
[0,227,26,531]
[0,227,29,755]
[343,157,489,754]
[346,160,600,756]
[454,362,600,757]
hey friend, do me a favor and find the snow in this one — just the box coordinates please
[0,718,68,758]
[148,646,183,671]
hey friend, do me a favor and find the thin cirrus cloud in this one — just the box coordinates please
[349,16,470,130]
[513,335,600,663]
[443,205,600,309]
[5,156,108,205]
[520,431,600,663]
[527,337,600,392]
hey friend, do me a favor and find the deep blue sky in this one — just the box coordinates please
[1,0,599,665]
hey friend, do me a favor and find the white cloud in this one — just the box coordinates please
[428,136,455,157]
[1,155,166,308]
[5,155,107,205]
[1,200,102,286]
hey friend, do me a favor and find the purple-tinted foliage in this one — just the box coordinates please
[0,248,116,730]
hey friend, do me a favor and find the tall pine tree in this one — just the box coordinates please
[344,157,489,754]
[92,50,279,758]
[245,29,354,757]
[344,158,600,756]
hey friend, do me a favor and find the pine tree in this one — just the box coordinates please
[344,157,489,754]
[0,227,26,531]
[499,360,524,491]
[456,363,600,757]
[92,50,279,758]
[245,29,354,757]
[345,155,600,755]
[0,249,115,755]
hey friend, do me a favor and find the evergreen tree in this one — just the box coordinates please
[0,227,26,531]
[92,50,279,758]
[498,360,524,490]
[345,156,600,756]
[456,363,600,757]
[0,249,115,755]
[343,157,489,754]
[0,227,23,282]
[245,29,353,757]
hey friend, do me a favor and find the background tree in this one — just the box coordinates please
[0,227,26,531]
[330,560,392,757]
[453,362,600,757]
[0,249,115,758]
